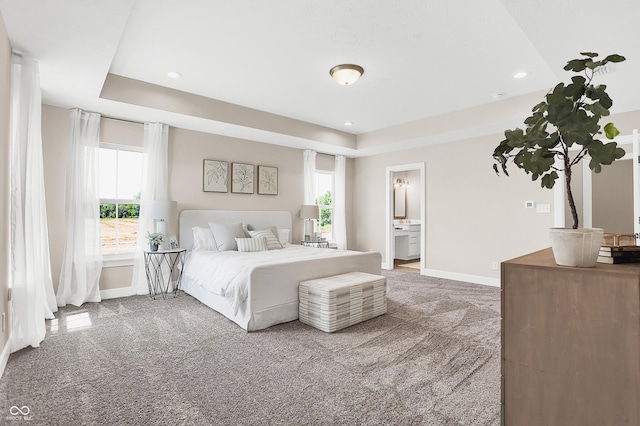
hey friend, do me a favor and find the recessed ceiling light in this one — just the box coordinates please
[167,71,182,79]
[492,93,505,101]
[513,71,528,79]
[344,122,353,126]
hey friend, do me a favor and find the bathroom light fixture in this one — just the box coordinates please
[330,64,364,85]
[167,71,182,79]
[394,178,409,187]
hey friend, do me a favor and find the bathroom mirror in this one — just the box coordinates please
[394,186,406,219]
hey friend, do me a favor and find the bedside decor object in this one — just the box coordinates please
[231,163,254,194]
[300,205,319,241]
[146,232,164,251]
[492,52,626,267]
[203,159,228,192]
[169,235,179,250]
[257,165,278,195]
[148,200,177,249]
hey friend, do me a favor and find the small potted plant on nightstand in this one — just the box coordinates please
[492,52,626,267]
[146,232,164,251]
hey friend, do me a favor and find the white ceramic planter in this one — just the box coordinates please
[549,228,604,267]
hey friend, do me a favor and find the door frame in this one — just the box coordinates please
[384,162,426,272]
[553,131,638,235]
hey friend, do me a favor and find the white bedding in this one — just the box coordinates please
[183,244,369,315]
[178,210,382,331]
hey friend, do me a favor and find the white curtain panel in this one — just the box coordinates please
[303,149,316,205]
[57,109,103,307]
[9,54,57,352]
[334,155,347,250]
[131,122,169,294]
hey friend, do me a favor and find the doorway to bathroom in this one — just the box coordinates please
[384,163,425,273]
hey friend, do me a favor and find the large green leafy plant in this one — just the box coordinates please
[493,52,626,229]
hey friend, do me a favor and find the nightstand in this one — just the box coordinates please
[143,248,187,299]
[300,240,330,249]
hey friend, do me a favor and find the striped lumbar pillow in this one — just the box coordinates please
[248,229,283,250]
[235,236,268,252]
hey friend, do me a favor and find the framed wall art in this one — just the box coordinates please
[203,159,229,193]
[231,163,254,194]
[257,165,278,195]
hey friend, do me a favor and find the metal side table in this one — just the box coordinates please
[143,248,187,299]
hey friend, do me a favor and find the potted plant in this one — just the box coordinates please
[493,52,626,267]
[146,232,164,251]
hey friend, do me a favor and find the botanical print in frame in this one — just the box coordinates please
[257,165,278,195]
[203,160,229,193]
[231,163,254,194]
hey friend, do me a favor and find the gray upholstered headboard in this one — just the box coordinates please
[179,210,293,250]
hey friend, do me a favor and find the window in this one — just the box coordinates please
[314,171,334,241]
[99,144,143,255]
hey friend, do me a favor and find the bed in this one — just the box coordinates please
[179,210,382,331]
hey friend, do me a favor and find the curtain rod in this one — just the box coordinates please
[102,115,144,126]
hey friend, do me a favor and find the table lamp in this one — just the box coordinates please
[148,200,177,249]
[300,205,319,241]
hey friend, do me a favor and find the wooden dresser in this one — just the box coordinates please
[501,248,640,425]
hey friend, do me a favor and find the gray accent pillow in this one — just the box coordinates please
[248,229,283,250]
[208,222,245,251]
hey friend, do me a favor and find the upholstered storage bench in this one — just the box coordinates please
[299,271,387,332]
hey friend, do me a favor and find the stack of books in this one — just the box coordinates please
[598,245,640,264]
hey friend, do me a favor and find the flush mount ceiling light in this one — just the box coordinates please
[330,64,364,85]
[167,71,182,79]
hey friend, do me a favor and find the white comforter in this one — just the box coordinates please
[182,244,363,314]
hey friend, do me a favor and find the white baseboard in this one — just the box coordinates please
[100,286,137,300]
[421,268,500,287]
[0,334,12,380]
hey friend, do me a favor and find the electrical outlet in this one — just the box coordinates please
[492,261,499,270]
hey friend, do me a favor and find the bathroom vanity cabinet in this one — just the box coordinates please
[394,224,420,260]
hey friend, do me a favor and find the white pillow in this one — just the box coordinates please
[208,222,245,251]
[277,229,290,245]
[192,226,215,251]
[235,236,268,252]
[248,229,283,250]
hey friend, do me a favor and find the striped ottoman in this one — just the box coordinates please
[299,272,387,332]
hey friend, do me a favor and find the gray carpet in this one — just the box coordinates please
[0,270,501,425]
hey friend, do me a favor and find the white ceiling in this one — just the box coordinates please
[1,0,639,155]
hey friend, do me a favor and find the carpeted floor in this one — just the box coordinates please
[0,270,501,425]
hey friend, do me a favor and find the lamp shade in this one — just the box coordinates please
[148,200,177,221]
[300,205,319,220]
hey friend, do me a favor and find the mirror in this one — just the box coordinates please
[394,186,406,219]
